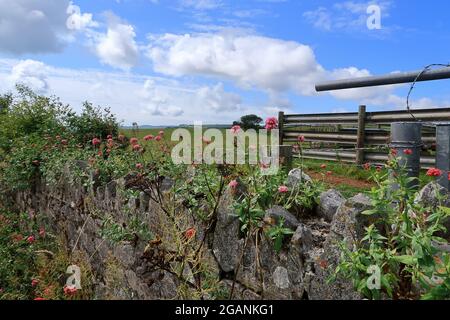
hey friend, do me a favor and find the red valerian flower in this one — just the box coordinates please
[144,135,154,141]
[27,235,35,244]
[155,135,162,142]
[403,149,413,155]
[326,171,333,176]
[107,134,113,139]
[185,228,196,240]
[32,279,39,287]
[135,163,143,170]
[298,135,305,143]
[118,134,125,141]
[363,163,371,171]
[390,148,398,156]
[376,166,383,172]
[159,130,165,136]
[132,144,141,152]
[63,285,78,296]
[320,164,327,169]
[39,227,46,238]
[278,185,289,193]
[229,180,238,189]
[61,139,68,146]
[230,125,241,134]
[264,117,278,130]
[130,137,139,145]
[448,172,450,181]
[427,168,442,177]
[92,138,101,146]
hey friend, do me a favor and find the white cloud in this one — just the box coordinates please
[66,1,98,31]
[179,0,223,10]
[1,59,447,125]
[145,30,450,111]
[141,79,185,117]
[95,15,139,71]
[0,59,256,125]
[147,32,325,96]
[303,7,333,31]
[8,60,49,93]
[196,83,241,111]
[303,1,392,32]
[0,0,75,54]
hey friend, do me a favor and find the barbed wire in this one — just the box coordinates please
[406,63,450,122]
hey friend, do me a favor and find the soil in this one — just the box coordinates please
[307,171,375,189]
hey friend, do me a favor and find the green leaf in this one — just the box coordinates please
[274,236,283,253]
[362,209,379,216]
[392,255,417,266]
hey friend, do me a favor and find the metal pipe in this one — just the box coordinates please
[436,124,450,190]
[302,150,356,159]
[284,132,357,140]
[390,122,423,190]
[316,67,450,92]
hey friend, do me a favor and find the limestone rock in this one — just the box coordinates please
[308,194,371,300]
[287,168,312,189]
[415,182,450,208]
[212,189,242,273]
[317,189,346,222]
[265,206,300,231]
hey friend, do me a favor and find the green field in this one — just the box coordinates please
[121,127,435,197]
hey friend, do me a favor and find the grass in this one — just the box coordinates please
[296,158,434,197]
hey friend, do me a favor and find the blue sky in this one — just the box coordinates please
[0,0,449,125]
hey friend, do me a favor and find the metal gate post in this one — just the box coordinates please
[390,122,423,190]
[436,124,450,190]
[356,105,366,165]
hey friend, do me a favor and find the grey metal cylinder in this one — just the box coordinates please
[390,122,423,190]
[436,124,450,190]
[315,67,450,92]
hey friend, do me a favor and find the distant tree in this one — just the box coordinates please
[233,114,263,130]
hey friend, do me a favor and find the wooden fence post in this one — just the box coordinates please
[278,111,285,146]
[356,105,366,165]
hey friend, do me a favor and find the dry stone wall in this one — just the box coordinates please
[12,166,381,300]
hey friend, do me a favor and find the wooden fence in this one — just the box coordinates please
[279,106,450,168]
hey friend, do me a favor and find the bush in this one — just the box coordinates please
[0,87,120,191]
[65,102,119,144]
[0,85,69,154]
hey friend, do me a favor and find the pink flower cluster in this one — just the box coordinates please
[63,285,78,296]
[92,138,101,147]
[231,125,241,134]
[264,117,278,130]
[426,168,442,177]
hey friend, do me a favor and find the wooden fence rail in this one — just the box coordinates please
[279,106,450,168]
